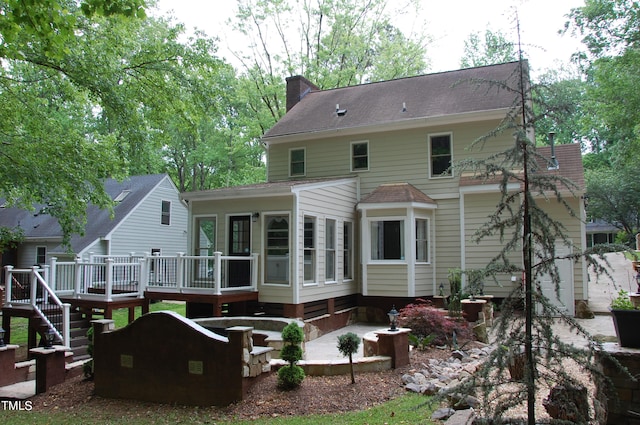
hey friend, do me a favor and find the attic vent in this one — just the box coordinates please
[114,190,131,203]
[336,103,347,116]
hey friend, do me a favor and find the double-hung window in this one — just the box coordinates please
[371,220,404,260]
[36,246,46,265]
[416,218,429,263]
[351,141,369,171]
[429,133,452,177]
[343,221,353,280]
[161,200,171,225]
[290,148,305,177]
[304,216,316,283]
[325,219,336,282]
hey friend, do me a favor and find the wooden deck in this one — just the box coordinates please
[144,289,259,317]
[58,296,149,323]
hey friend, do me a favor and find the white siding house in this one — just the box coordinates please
[0,174,187,269]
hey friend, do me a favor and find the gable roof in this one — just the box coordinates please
[0,174,171,253]
[264,61,526,142]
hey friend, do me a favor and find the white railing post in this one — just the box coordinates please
[4,266,12,306]
[105,258,114,302]
[251,253,259,291]
[176,252,184,291]
[138,258,147,298]
[62,303,71,347]
[49,257,57,292]
[30,266,38,307]
[214,252,222,295]
[74,257,82,298]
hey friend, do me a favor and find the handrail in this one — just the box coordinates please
[31,267,70,347]
[3,266,70,347]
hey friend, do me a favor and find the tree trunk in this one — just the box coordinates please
[349,353,355,384]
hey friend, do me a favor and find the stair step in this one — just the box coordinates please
[71,336,89,347]
[70,328,90,338]
[71,346,89,359]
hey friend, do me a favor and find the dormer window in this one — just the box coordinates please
[290,148,306,177]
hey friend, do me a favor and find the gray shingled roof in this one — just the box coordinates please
[0,174,169,253]
[263,61,524,140]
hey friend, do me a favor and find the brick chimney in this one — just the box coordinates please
[285,76,319,112]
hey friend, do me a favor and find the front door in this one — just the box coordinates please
[228,215,251,287]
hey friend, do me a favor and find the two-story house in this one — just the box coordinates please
[181,61,587,327]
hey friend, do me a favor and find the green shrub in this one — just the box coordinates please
[277,365,306,390]
[281,321,304,344]
[278,322,305,390]
[280,344,303,364]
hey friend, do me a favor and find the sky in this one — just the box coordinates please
[152,0,586,77]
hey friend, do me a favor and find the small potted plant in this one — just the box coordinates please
[610,289,640,348]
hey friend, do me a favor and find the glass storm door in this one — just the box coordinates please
[228,215,251,287]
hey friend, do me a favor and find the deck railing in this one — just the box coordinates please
[28,252,259,301]
[3,266,70,347]
[145,252,259,295]
[4,252,259,308]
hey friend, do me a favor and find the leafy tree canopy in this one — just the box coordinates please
[460,28,518,69]
[565,0,640,59]
[230,0,430,130]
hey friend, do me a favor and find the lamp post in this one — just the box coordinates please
[388,305,399,332]
[44,328,56,348]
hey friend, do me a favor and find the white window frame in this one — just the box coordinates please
[325,218,336,283]
[194,215,217,256]
[289,147,306,177]
[369,217,405,263]
[36,246,46,265]
[428,132,453,178]
[415,217,430,264]
[303,215,317,285]
[264,213,291,286]
[350,140,369,172]
[161,200,171,225]
[343,220,354,281]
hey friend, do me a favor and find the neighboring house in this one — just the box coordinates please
[0,174,188,271]
[182,61,587,319]
[585,219,618,248]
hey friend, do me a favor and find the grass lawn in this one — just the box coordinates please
[0,393,435,424]
[3,302,186,347]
